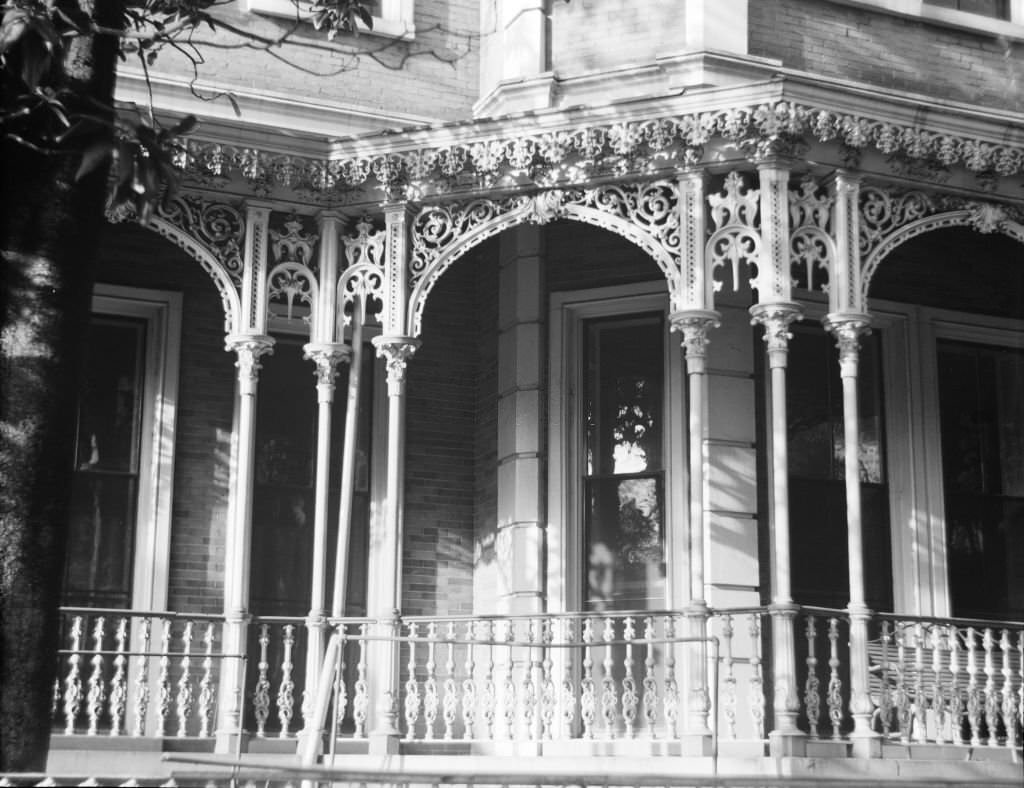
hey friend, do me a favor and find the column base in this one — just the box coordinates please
[213,728,250,755]
[768,729,807,757]
[679,732,714,757]
[368,731,402,755]
[849,731,883,759]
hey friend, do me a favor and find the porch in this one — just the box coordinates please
[45,605,1023,781]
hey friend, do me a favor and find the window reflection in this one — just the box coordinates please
[938,339,1024,621]
[64,317,147,608]
[582,315,665,611]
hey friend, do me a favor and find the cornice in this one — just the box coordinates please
[169,76,1024,207]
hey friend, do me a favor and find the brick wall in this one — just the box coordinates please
[403,249,498,616]
[550,0,686,77]
[95,223,235,614]
[750,0,1024,112]
[545,220,665,294]
[142,0,480,125]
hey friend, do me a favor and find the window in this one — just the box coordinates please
[63,285,182,611]
[241,0,416,39]
[936,339,1024,620]
[250,337,375,618]
[831,1,1024,38]
[582,315,666,611]
[924,0,1009,18]
[785,322,893,612]
[548,283,686,613]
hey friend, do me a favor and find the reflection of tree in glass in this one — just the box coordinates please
[613,377,657,473]
[617,479,661,564]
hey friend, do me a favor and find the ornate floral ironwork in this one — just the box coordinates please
[177,100,1024,198]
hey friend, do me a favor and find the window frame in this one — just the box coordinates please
[831,0,1024,39]
[85,284,183,613]
[547,282,687,614]
[240,0,416,40]
[866,296,1024,617]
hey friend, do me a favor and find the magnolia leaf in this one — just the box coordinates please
[172,114,199,135]
[75,140,114,181]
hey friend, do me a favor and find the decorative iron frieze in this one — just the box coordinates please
[175,101,1024,200]
[407,182,681,336]
[789,177,834,293]
[707,172,761,294]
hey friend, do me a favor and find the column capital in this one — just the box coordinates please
[226,333,274,394]
[823,312,872,374]
[669,309,721,370]
[749,301,802,363]
[372,334,420,394]
[303,341,352,387]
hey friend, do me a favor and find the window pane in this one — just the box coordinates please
[582,315,665,611]
[65,316,146,607]
[938,339,1024,620]
[785,323,891,610]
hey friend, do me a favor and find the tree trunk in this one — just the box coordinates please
[0,0,121,771]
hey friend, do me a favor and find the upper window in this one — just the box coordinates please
[241,0,416,39]
[831,1,1024,38]
[924,0,1009,18]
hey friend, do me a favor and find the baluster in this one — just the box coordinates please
[353,623,369,738]
[252,623,271,738]
[333,624,349,736]
[481,620,496,740]
[621,617,637,739]
[878,621,893,737]
[502,620,516,739]
[949,626,965,744]
[983,628,999,746]
[1018,631,1024,739]
[157,619,172,737]
[443,622,458,740]
[108,618,128,736]
[540,618,556,741]
[601,616,617,738]
[63,616,84,734]
[277,624,296,738]
[404,622,421,740]
[826,617,843,740]
[581,617,596,739]
[560,617,576,739]
[52,677,61,721]
[87,616,107,736]
[912,622,926,742]
[804,615,820,740]
[931,626,948,744]
[665,615,681,740]
[462,620,477,741]
[423,621,439,740]
[133,618,151,736]
[198,623,216,738]
[966,627,982,746]
[1000,630,1017,749]
[176,620,195,737]
[894,625,911,743]
[521,618,537,740]
[642,616,659,739]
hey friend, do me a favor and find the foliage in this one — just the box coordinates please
[0,0,376,215]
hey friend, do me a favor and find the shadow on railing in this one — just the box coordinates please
[310,611,721,749]
[52,605,1023,754]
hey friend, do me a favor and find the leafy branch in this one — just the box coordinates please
[0,0,431,215]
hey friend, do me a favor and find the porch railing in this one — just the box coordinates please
[52,606,1023,751]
